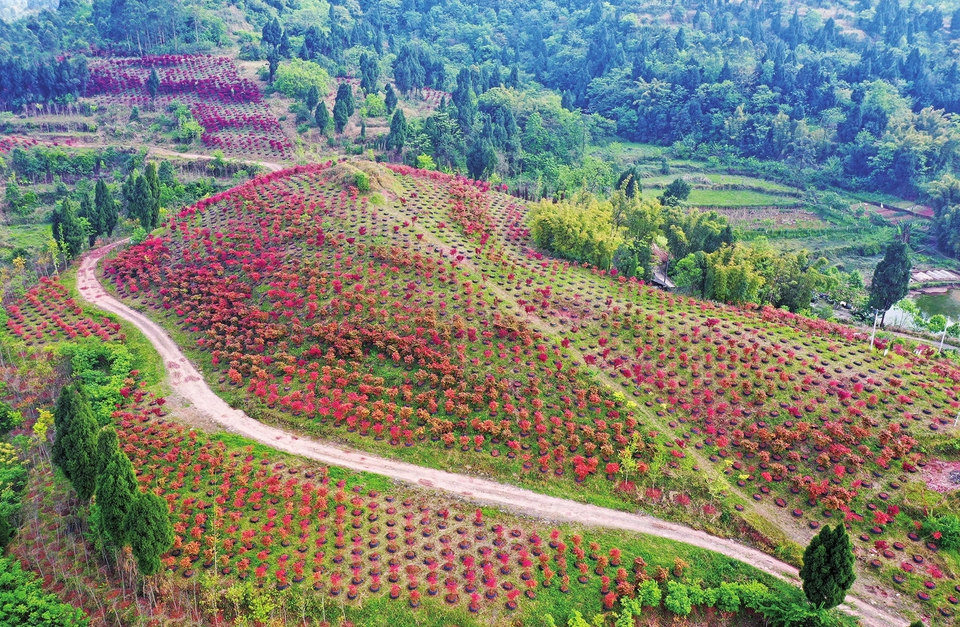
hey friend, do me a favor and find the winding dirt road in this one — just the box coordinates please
[76,242,906,627]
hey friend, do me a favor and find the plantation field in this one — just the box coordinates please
[709,207,828,231]
[85,55,292,160]
[4,273,794,627]
[101,159,960,624]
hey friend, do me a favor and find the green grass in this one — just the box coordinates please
[1,223,50,254]
[640,173,800,195]
[686,188,798,207]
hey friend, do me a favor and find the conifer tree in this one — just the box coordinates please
[50,384,99,502]
[868,238,911,326]
[333,93,350,134]
[314,101,331,134]
[95,425,119,478]
[144,163,161,229]
[127,491,174,576]
[335,82,355,117]
[96,429,138,546]
[305,84,320,111]
[129,173,152,231]
[95,179,118,236]
[384,84,398,113]
[146,68,160,99]
[386,108,407,151]
[799,524,855,609]
[78,193,102,247]
[52,199,85,259]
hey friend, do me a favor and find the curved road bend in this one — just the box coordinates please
[77,242,906,627]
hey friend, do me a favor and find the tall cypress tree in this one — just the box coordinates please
[799,524,856,609]
[130,174,152,231]
[52,199,85,258]
[146,68,160,99]
[95,428,138,547]
[305,85,320,111]
[868,238,911,326]
[384,83,398,114]
[95,425,119,478]
[314,101,331,134]
[50,384,99,502]
[386,108,407,150]
[127,491,174,576]
[95,179,118,236]
[78,193,102,247]
[335,82,355,117]
[333,95,350,134]
[144,163,161,229]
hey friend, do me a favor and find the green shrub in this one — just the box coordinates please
[637,578,661,607]
[0,555,88,626]
[922,514,960,550]
[272,60,330,100]
[355,172,370,192]
[664,581,692,616]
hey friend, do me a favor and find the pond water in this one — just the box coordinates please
[886,289,960,330]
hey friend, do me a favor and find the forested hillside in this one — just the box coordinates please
[4,0,959,200]
[246,0,960,199]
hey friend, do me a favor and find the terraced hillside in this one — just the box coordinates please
[103,160,960,623]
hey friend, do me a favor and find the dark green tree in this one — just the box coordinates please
[121,171,137,213]
[799,524,855,609]
[261,17,282,50]
[384,84,398,113]
[78,193,102,247]
[127,491,174,576]
[144,162,161,229]
[314,102,331,134]
[52,199,85,258]
[96,430,138,546]
[305,85,320,111]
[335,82,355,117]
[95,425,119,478]
[333,96,350,134]
[386,108,407,151]
[129,174,152,231]
[267,48,280,82]
[467,140,496,179]
[659,177,691,206]
[50,384,98,502]
[157,161,176,186]
[359,52,380,94]
[146,68,160,99]
[95,179,118,237]
[868,238,911,325]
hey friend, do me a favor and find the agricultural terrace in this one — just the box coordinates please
[85,55,292,159]
[5,273,784,627]
[104,161,960,622]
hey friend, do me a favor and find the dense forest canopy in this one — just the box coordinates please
[261,0,960,198]
[1,0,959,201]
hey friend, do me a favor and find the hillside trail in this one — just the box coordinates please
[63,141,286,173]
[77,240,906,627]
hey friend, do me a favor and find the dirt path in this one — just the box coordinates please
[77,250,906,627]
[60,141,286,173]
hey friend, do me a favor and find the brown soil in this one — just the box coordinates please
[922,459,960,493]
